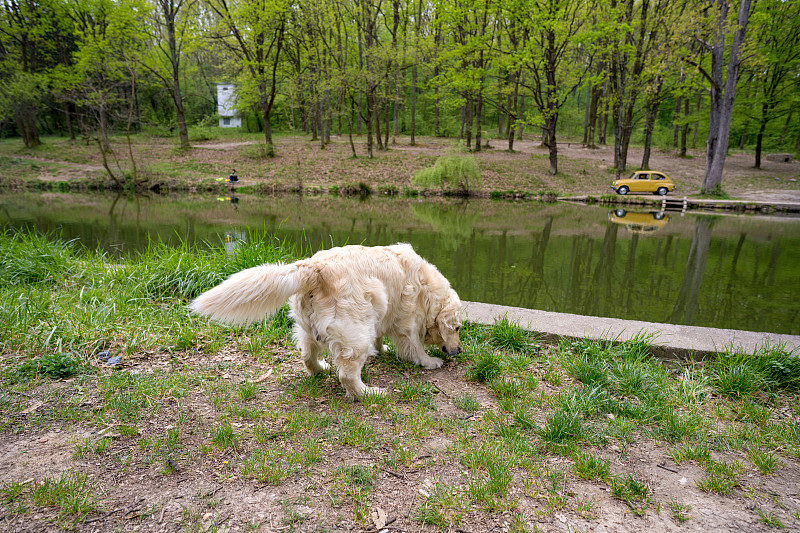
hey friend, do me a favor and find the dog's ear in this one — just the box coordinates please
[435,289,462,330]
[426,300,442,329]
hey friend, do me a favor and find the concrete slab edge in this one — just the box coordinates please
[461,301,800,361]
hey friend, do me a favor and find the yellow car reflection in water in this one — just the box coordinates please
[608,209,670,233]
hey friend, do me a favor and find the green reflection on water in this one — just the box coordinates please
[1,191,798,335]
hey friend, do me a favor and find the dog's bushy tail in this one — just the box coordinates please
[189,262,311,325]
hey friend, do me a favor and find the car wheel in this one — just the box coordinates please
[617,186,629,195]
[654,212,664,220]
[615,209,626,217]
[656,187,668,196]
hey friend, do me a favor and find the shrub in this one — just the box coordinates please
[412,153,481,192]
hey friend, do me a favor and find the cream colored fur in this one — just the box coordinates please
[189,243,463,399]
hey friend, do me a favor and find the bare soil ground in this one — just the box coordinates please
[1,341,798,533]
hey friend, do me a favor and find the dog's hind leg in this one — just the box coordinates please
[333,344,386,400]
[392,334,444,370]
[296,327,330,375]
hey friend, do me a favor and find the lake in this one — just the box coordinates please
[2,191,799,335]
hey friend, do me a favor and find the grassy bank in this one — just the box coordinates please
[1,230,799,532]
[1,131,798,201]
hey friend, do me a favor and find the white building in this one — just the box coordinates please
[216,84,241,128]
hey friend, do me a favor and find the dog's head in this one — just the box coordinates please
[424,288,463,357]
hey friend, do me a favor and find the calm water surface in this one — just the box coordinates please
[2,191,799,335]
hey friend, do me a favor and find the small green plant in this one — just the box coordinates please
[238,382,258,401]
[610,474,652,516]
[575,495,597,518]
[537,408,586,454]
[468,351,502,382]
[572,452,610,481]
[413,480,466,528]
[211,421,240,450]
[13,352,83,381]
[757,509,785,528]
[241,449,291,484]
[453,394,481,412]
[696,468,738,495]
[748,447,780,475]
[338,416,377,450]
[669,498,693,522]
[395,379,435,405]
[669,442,712,465]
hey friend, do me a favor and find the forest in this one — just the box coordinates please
[0,0,798,193]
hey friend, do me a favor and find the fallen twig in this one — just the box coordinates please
[381,468,405,479]
[656,463,678,474]
[431,382,449,397]
[85,498,145,524]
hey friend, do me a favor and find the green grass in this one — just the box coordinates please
[1,229,799,529]
[12,471,103,526]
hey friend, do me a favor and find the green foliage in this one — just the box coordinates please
[12,352,84,381]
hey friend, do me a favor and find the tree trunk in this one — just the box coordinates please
[15,106,41,148]
[464,99,473,150]
[672,95,683,147]
[702,0,753,193]
[383,82,391,148]
[582,81,592,144]
[507,71,519,152]
[165,7,189,150]
[754,101,772,169]
[475,93,483,152]
[64,103,75,140]
[692,91,701,148]
[778,108,793,147]
[680,96,689,156]
[641,95,659,170]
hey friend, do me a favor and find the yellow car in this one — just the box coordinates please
[611,171,676,196]
[608,209,670,233]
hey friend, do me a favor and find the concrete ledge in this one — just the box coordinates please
[461,301,800,360]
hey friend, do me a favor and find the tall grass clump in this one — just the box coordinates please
[0,228,301,360]
[412,150,481,193]
[125,230,299,300]
[489,314,537,354]
[0,229,75,286]
[711,343,800,397]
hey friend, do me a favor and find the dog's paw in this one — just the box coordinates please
[305,358,330,375]
[421,356,444,370]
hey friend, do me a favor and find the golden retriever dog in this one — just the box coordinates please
[189,243,463,400]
